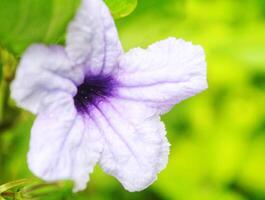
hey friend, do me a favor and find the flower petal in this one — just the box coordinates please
[11,44,83,114]
[116,37,208,114]
[66,0,123,75]
[90,98,169,192]
[28,92,103,191]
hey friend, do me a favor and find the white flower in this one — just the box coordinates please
[11,0,207,192]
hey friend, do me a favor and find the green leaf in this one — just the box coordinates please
[0,0,81,56]
[105,0,137,19]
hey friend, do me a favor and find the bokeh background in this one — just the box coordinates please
[0,0,265,199]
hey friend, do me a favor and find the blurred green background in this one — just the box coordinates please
[0,0,265,199]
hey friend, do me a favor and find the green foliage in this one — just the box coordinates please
[0,0,81,55]
[0,0,137,56]
[105,0,137,19]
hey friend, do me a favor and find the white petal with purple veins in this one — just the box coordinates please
[11,45,84,114]
[10,0,208,192]
[66,0,123,75]
[89,98,169,192]
[116,37,208,113]
[28,92,103,191]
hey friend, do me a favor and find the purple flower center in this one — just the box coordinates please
[74,75,116,114]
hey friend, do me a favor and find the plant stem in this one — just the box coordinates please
[0,47,18,128]
[0,179,35,194]
[0,79,9,124]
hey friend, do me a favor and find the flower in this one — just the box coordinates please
[11,0,207,192]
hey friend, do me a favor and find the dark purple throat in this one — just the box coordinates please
[74,75,116,114]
